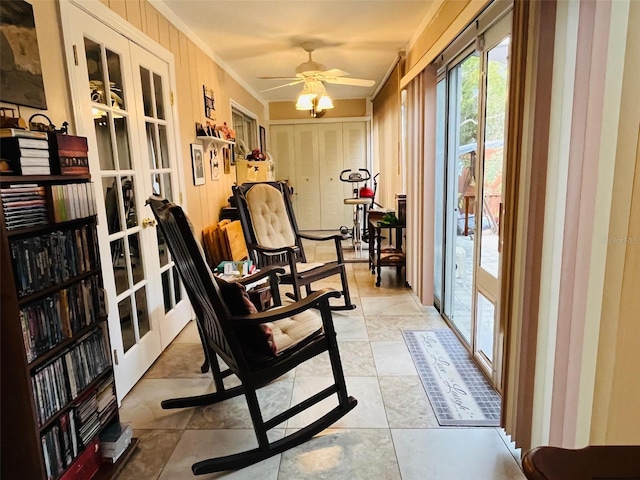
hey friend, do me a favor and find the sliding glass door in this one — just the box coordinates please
[434,13,511,388]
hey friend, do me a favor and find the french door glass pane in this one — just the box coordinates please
[106,49,125,110]
[121,176,137,228]
[110,238,127,295]
[173,270,182,303]
[153,73,165,119]
[104,176,122,234]
[135,287,150,338]
[140,67,153,117]
[94,111,115,170]
[161,173,173,201]
[114,116,132,170]
[162,270,171,313]
[158,125,170,168]
[146,122,158,169]
[129,232,144,284]
[84,38,106,105]
[119,297,135,352]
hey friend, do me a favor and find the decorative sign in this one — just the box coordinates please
[203,85,216,120]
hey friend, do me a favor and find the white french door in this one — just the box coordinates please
[61,2,190,400]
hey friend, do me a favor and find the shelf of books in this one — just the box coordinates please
[1,171,135,480]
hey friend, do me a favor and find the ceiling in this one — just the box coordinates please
[157,0,436,103]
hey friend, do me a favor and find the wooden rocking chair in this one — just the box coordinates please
[146,196,357,474]
[232,181,356,310]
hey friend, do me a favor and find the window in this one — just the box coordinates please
[232,106,258,153]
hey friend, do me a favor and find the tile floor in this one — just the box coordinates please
[116,241,526,480]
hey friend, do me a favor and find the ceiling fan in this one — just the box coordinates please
[258,42,376,92]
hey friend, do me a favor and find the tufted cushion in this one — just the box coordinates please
[265,308,323,355]
[215,277,322,358]
[245,184,296,248]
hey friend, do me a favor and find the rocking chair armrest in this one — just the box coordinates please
[297,232,343,242]
[234,266,285,286]
[229,289,341,325]
[297,233,346,263]
[252,244,300,256]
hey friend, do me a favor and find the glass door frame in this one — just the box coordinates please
[433,9,512,391]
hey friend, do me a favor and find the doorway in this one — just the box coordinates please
[61,2,190,400]
[434,12,511,389]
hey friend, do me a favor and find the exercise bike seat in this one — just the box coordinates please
[344,197,373,205]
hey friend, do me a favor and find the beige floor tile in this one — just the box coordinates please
[119,379,214,430]
[158,429,284,480]
[360,295,424,316]
[371,340,417,376]
[171,320,202,344]
[145,343,208,379]
[391,428,526,479]
[365,315,448,341]
[187,375,294,429]
[295,341,376,377]
[278,428,401,479]
[379,376,439,428]
[332,315,369,341]
[115,429,183,480]
[287,376,387,429]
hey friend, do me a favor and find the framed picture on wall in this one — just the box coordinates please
[0,0,48,109]
[210,146,220,181]
[191,143,205,186]
[259,126,267,152]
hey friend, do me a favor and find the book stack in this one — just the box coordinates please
[41,412,75,479]
[96,377,117,427]
[71,389,100,450]
[10,225,100,297]
[99,421,132,464]
[0,184,48,230]
[51,182,97,222]
[64,330,111,399]
[0,128,51,175]
[19,275,103,363]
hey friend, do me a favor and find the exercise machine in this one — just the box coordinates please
[339,169,375,256]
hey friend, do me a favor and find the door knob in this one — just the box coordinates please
[142,218,157,228]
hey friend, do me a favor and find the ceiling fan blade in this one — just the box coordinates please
[257,76,300,80]
[325,77,376,87]
[319,68,350,77]
[260,80,304,92]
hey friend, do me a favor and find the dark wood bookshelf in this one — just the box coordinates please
[1,173,125,480]
[5,215,97,238]
[18,268,102,305]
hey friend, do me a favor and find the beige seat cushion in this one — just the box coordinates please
[246,184,296,248]
[264,308,323,355]
[281,262,325,275]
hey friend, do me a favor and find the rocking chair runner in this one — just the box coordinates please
[146,196,357,474]
[232,181,356,311]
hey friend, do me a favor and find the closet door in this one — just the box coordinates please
[342,122,369,225]
[293,125,320,230]
[318,124,344,229]
[272,125,296,183]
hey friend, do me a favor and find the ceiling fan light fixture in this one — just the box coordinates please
[295,94,315,110]
[317,95,334,111]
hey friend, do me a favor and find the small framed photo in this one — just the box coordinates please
[191,143,205,186]
[210,147,220,181]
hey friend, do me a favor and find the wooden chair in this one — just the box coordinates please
[232,181,356,310]
[146,196,357,474]
[522,445,640,480]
